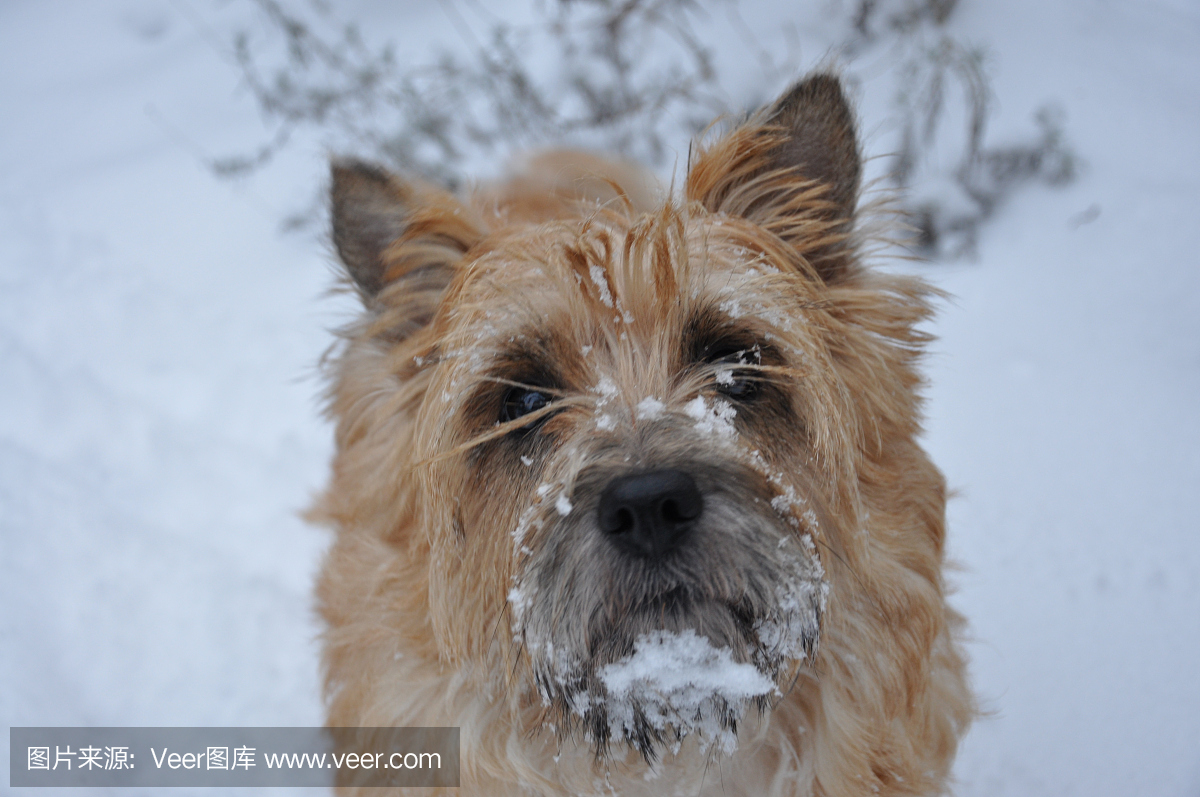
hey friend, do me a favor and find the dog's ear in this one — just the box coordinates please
[331,159,481,324]
[687,73,862,283]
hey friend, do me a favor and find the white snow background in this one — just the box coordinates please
[2,1,1198,795]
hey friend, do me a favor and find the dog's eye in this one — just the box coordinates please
[708,347,761,402]
[501,387,553,424]
[717,369,758,400]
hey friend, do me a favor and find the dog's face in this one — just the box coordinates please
[419,211,851,757]
[319,76,968,781]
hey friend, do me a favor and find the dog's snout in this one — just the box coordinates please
[598,469,703,559]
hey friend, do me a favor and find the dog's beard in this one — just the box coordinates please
[509,470,827,762]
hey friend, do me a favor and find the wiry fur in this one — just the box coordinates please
[313,73,973,795]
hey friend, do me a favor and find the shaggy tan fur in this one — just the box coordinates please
[313,73,973,796]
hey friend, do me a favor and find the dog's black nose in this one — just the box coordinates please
[598,470,703,559]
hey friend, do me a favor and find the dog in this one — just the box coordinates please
[312,72,973,795]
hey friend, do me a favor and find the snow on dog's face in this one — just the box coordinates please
[325,76,874,762]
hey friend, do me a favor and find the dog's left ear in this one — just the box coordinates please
[331,159,481,330]
[687,73,862,283]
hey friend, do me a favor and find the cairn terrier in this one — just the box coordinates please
[313,73,973,795]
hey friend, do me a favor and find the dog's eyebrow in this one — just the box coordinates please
[681,306,778,365]
[489,338,567,389]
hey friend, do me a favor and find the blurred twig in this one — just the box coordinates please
[216,0,1075,258]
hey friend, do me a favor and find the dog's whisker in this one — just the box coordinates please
[476,375,573,398]
[413,397,590,466]
[810,533,869,596]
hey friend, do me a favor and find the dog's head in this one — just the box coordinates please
[323,75,938,763]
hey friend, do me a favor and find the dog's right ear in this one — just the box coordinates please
[331,159,481,322]
[687,73,862,284]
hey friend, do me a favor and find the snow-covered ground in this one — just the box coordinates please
[2,1,1198,795]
